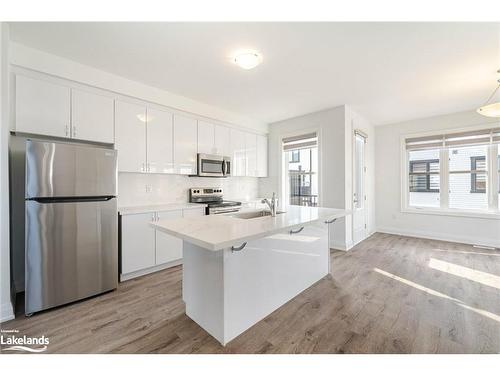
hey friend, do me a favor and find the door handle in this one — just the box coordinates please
[324,218,337,224]
[289,227,304,235]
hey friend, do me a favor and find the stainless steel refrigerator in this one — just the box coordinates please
[23,140,118,315]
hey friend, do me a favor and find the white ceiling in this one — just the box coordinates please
[9,22,500,125]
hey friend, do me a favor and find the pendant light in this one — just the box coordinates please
[477,69,500,118]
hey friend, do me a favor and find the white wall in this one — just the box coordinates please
[10,42,268,134]
[375,110,500,248]
[259,105,375,250]
[0,23,14,322]
[118,174,260,207]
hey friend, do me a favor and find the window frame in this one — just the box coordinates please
[409,159,440,193]
[400,125,500,220]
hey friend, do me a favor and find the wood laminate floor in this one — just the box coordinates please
[2,233,500,354]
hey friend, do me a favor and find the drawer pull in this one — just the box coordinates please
[324,218,337,224]
[289,227,304,235]
[231,242,247,252]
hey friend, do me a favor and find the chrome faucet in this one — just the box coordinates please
[262,192,277,217]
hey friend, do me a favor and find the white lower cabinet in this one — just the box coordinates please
[155,210,183,265]
[120,207,205,280]
[121,212,156,274]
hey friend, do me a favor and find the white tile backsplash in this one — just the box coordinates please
[118,173,260,207]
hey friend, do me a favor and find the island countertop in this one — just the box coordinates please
[151,205,349,251]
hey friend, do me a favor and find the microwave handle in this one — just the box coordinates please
[222,159,227,175]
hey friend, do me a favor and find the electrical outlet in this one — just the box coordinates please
[145,184,152,193]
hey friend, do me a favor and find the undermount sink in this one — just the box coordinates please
[234,210,286,219]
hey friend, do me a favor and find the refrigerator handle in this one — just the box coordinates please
[29,196,115,204]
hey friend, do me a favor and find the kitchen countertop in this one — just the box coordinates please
[118,203,207,215]
[151,205,349,251]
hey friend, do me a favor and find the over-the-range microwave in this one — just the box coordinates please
[195,153,231,177]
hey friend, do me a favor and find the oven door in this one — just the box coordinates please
[198,154,224,177]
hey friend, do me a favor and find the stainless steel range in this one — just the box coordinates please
[189,188,242,215]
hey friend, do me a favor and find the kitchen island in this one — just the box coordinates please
[151,205,348,345]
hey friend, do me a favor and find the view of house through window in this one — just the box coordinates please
[405,127,500,213]
[283,133,318,207]
[408,149,440,208]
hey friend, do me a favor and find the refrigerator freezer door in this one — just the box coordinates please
[25,198,118,314]
[26,140,117,198]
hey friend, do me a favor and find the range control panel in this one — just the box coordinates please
[189,188,223,203]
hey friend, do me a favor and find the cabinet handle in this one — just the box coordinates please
[231,242,247,252]
[289,227,304,235]
[324,218,337,224]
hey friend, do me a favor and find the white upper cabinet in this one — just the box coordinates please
[173,114,198,175]
[147,108,174,173]
[198,120,216,155]
[71,89,114,143]
[230,128,246,176]
[245,133,257,177]
[115,100,147,173]
[256,135,268,177]
[15,75,71,138]
[214,125,231,157]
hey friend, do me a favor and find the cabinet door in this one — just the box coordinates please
[147,108,174,173]
[15,75,70,138]
[214,125,230,157]
[256,135,268,177]
[121,213,156,274]
[245,133,257,177]
[155,210,183,265]
[115,100,147,173]
[198,120,215,155]
[71,89,114,143]
[182,207,206,218]
[173,114,198,175]
[230,128,246,176]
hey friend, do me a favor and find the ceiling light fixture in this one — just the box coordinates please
[233,51,262,70]
[477,69,500,118]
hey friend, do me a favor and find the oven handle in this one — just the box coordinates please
[211,208,241,215]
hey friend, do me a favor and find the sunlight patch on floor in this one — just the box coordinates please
[428,258,500,289]
[431,248,500,257]
[373,268,500,323]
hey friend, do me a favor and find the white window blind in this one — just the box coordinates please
[405,127,500,150]
[283,132,318,151]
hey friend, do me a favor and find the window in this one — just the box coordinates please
[470,156,486,193]
[283,133,318,207]
[409,159,440,192]
[404,127,500,214]
[408,149,440,208]
[290,150,300,163]
[449,145,488,210]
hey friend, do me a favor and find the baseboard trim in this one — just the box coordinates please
[0,301,15,322]
[331,230,377,252]
[376,227,500,249]
[120,259,182,282]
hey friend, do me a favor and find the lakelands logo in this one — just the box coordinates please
[0,329,49,353]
